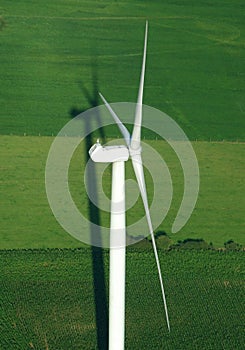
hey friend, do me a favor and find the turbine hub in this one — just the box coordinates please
[129,146,142,157]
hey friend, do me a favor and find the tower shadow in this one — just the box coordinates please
[69,60,108,349]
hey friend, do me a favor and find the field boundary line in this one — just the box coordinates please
[1,134,245,144]
[5,15,194,21]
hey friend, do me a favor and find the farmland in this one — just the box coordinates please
[0,248,244,349]
[1,1,244,248]
[1,135,244,249]
[0,0,244,140]
[0,0,244,349]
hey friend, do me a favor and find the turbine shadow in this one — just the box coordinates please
[69,59,108,349]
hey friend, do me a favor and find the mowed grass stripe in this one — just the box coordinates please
[1,135,244,249]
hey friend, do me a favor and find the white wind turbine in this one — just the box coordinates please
[89,21,170,350]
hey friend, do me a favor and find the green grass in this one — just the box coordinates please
[0,248,244,349]
[0,2,244,348]
[1,0,244,140]
[1,135,244,249]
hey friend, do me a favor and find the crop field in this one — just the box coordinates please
[0,248,244,349]
[1,1,244,349]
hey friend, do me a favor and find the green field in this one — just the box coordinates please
[1,135,244,249]
[1,1,244,349]
[0,249,244,349]
[1,0,244,140]
[1,0,244,247]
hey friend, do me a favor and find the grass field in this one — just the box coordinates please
[1,0,244,140]
[1,135,244,249]
[1,2,244,348]
[0,248,244,349]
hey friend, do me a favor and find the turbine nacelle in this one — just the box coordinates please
[89,140,129,163]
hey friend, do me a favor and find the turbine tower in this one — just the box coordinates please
[89,21,170,350]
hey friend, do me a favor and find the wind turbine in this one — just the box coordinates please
[89,21,170,350]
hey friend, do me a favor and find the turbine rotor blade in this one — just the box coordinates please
[131,153,170,332]
[99,92,131,146]
[131,21,148,150]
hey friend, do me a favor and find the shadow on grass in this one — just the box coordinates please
[69,58,108,349]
